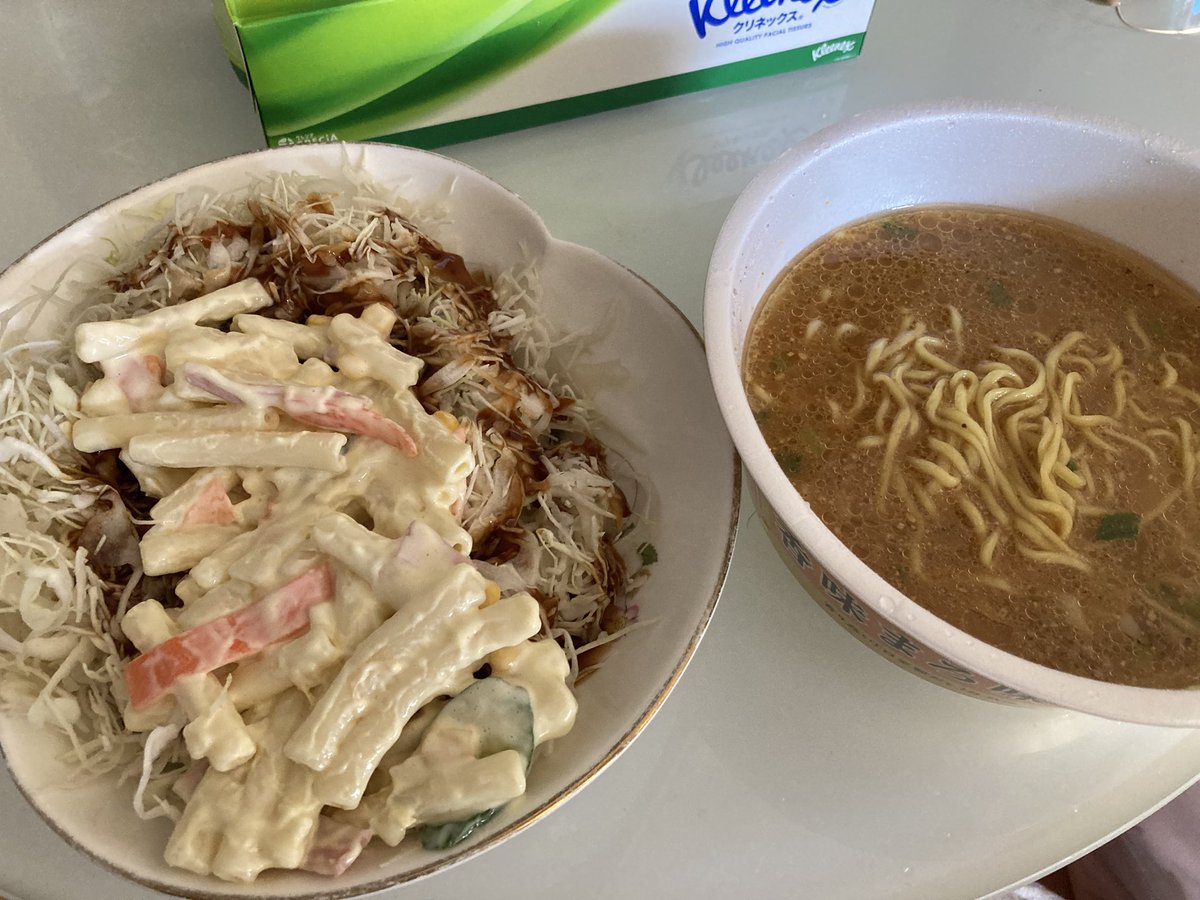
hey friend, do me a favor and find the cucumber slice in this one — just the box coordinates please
[421,808,500,851]
[419,677,534,850]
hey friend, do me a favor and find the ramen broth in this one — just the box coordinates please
[744,206,1200,688]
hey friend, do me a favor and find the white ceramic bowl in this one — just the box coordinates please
[705,101,1200,727]
[0,144,739,897]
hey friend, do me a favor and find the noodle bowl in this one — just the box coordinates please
[706,102,1200,725]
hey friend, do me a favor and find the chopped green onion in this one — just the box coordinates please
[767,354,789,375]
[1095,512,1140,542]
[101,238,121,266]
[797,427,822,453]
[1130,643,1155,665]
[1066,459,1079,472]
[638,542,658,566]
[1153,581,1180,601]
[773,450,803,475]
[986,281,1013,309]
[881,221,918,240]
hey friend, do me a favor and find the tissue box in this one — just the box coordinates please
[215,0,875,149]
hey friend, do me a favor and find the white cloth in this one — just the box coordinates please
[1067,782,1200,900]
[996,885,1065,900]
[994,782,1200,900]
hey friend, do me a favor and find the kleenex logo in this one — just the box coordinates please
[812,38,857,59]
[689,0,840,39]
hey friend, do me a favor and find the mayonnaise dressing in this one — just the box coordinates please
[73,281,578,879]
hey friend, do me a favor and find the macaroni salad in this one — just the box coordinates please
[0,174,647,881]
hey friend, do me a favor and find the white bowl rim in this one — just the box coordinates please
[705,99,1200,727]
[0,141,742,898]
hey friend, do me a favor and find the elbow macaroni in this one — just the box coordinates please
[77,280,578,880]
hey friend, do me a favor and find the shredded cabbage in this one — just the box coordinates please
[0,344,138,776]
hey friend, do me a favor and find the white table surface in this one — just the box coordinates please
[4,2,1200,898]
